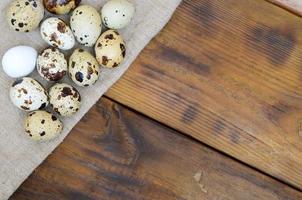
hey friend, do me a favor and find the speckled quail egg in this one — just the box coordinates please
[10,77,49,111]
[24,111,63,141]
[41,17,75,50]
[101,0,135,29]
[44,0,81,15]
[95,30,126,68]
[69,49,100,87]
[70,5,102,47]
[7,0,44,32]
[37,47,67,81]
[49,83,81,116]
[2,46,37,78]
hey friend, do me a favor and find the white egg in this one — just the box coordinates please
[101,0,135,29]
[2,46,37,78]
[70,5,102,47]
[40,17,75,50]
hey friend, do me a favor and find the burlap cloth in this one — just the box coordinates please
[0,0,181,199]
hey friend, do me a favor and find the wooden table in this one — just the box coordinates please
[11,0,302,199]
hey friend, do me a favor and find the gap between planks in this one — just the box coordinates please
[104,95,302,193]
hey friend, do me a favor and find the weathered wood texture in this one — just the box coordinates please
[268,0,302,16]
[106,0,302,189]
[11,98,302,200]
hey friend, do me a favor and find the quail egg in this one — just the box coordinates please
[10,77,49,111]
[7,0,44,32]
[41,17,75,50]
[49,83,81,116]
[101,0,135,29]
[95,30,126,68]
[70,5,102,47]
[2,46,37,78]
[69,48,100,87]
[37,47,67,81]
[44,0,81,15]
[24,111,63,141]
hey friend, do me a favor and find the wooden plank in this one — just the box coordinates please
[106,0,302,189]
[267,0,302,16]
[11,98,302,199]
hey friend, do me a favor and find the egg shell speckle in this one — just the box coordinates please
[69,48,100,87]
[101,0,135,29]
[95,30,126,68]
[24,111,63,141]
[41,17,75,50]
[7,0,44,32]
[10,77,49,111]
[70,5,102,47]
[44,0,81,15]
[37,47,67,81]
[49,83,81,117]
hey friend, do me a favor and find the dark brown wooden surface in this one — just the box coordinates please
[11,98,302,200]
[106,0,302,189]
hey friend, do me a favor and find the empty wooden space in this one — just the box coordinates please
[12,0,302,199]
[107,0,302,189]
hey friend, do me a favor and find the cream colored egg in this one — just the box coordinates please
[24,111,63,141]
[70,5,102,47]
[69,48,100,87]
[41,17,75,50]
[7,0,44,32]
[101,0,135,29]
[49,83,81,117]
[95,30,126,68]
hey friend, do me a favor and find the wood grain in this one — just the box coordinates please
[267,0,302,16]
[11,98,302,200]
[106,0,302,189]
